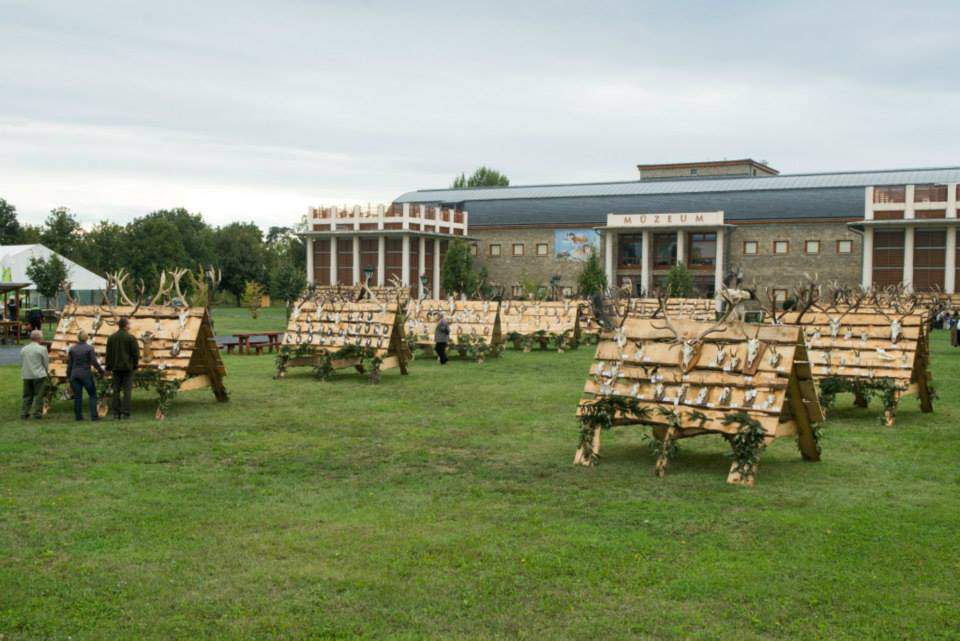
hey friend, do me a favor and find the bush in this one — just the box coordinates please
[577,251,606,297]
[666,263,694,297]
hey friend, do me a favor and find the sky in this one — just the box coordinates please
[1,0,959,231]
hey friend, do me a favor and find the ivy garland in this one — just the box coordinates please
[722,411,767,479]
[133,368,183,418]
[455,334,502,363]
[577,396,648,465]
[274,344,314,379]
[818,376,902,425]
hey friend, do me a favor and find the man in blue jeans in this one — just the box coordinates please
[67,330,105,421]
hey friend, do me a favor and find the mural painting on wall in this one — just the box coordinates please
[555,229,599,261]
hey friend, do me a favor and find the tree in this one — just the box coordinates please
[77,221,128,276]
[241,281,266,319]
[441,238,478,296]
[41,207,82,259]
[452,166,510,188]
[215,222,266,305]
[270,261,306,316]
[577,250,606,297]
[26,254,68,308]
[666,263,695,297]
[0,198,22,244]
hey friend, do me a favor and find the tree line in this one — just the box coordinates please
[1,197,306,307]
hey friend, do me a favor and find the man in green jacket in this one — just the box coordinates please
[106,318,140,419]
[20,330,49,419]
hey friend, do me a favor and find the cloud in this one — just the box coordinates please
[1,0,958,229]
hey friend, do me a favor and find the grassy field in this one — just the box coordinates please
[1,329,958,640]
[210,305,289,335]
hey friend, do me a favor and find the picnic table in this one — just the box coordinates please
[227,332,283,355]
[0,320,23,345]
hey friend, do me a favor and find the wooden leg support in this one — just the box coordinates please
[789,376,821,462]
[654,427,676,478]
[573,427,601,466]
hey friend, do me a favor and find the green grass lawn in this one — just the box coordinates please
[211,305,289,335]
[1,333,958,640]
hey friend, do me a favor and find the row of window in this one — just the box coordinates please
[474,242,550,258]
[743,239,853,256]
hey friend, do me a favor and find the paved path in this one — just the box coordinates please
[0,346,20,366]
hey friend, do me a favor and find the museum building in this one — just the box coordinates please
[393,160,960,298]
[301,160,960,299]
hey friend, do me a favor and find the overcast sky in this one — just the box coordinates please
[2,0,959,231]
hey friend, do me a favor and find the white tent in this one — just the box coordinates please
[0,244,108,306]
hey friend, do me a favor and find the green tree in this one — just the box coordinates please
[125,215,190,291]
[577,250,606,297]
[26,254,69,308]
[40,207,82,259]
[665,263,695,297]
[0,198,22,244]
[441,238,478,296]
[215,222,266,305]
[77,221,128,276]
[241,281,266,319]
[452,166,510,188]
[270,260,306,316]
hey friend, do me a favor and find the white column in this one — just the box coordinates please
[418,237,426,297]
[433,240,441,298]
[861,228,874,289]
[640,231,652,295]
[676,230,686,265]
[604,230,615,288]
[305,237,315,285]
[352,236,360,285]
[714,227,725,296]
[947,183,958,219]
[329,236,338,285]
[377,236,385,286]
[401,234,411,286]
[903,226,914,291]
[905,185,916,220]
[946,229,956,294]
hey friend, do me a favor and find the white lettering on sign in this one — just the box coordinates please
[605,211,723,228]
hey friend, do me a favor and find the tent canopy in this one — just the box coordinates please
[0,244,107,291]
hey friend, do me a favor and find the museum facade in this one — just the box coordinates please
[301,160,960,299]
[394,160,960,298]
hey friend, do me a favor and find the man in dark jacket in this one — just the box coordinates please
[434,313,450,365]
[27,306,43,332]
[106,318,139,419]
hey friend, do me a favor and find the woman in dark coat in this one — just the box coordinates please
[67,330,105,420]
[434,313,450,365]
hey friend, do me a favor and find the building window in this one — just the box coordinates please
[511,285,523,298]
[489,244,501,257]
[536,243,548,256]
[512,243,524,257]
[873,186,906,204]
[773,240,789,255]
[914,229,947,291]
[804,240,820,255]
[653,233,677,269]
[688,232,717,268]
[773,289,788,303]
[873,230,905,287]
[914,184,948,203]
[618,233,643,267]
[470,243,478,256]
[561,286,574,296]
[837,239,853,254]
[743,240,759,256]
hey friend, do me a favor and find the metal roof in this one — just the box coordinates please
[395,166,960,204]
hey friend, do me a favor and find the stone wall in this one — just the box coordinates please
[727,221,861,290]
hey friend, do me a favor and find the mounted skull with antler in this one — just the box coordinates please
[652,295,728,372]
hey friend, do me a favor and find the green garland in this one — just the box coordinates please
[274,344,314,379]
[576,396,648,465]
[645,408,681,463]
[455,334,502,363]
[818,376,901,425]
[722,411,767,479]
[133,368,183,418]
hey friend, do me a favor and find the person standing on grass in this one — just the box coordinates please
[68,330,105,421]
[434,312,450,365]
[106,317,139,419]
[28,305,43,332]
[20,329,49,420]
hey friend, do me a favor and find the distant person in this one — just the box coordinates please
[6,297,16,321]
[434,312,450,365]
[106,318,139,419]
[28,305,43,332]
[952,312,959,348]
[67,330,105,421]
[20,329,49,420]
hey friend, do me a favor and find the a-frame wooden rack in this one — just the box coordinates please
[49,305,228,419]
[574,317,823,486]
[778,304,933,426]
[499,300,581,351]
[404,298,503,362]
[276,298,410,382]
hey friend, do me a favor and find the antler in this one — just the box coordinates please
[169,268,189,306]
[110,269,145,317]
[149,271,170,306]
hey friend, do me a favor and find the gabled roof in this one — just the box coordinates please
[395,166,960,204]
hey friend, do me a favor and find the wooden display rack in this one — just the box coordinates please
[311,284,412,305]
[779,303,933,426]
[500,300,581,351]
[573,315,823,486]
[47,270,228,419]
[276,296,410,382]
[618,297,717,321]
[404,298,503,362]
